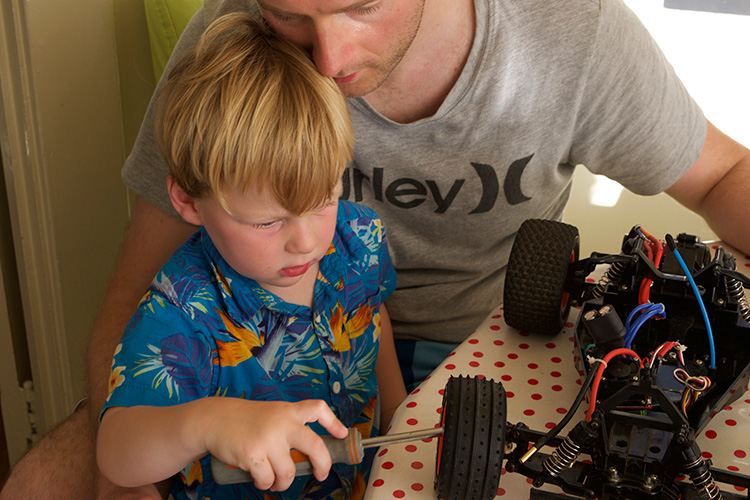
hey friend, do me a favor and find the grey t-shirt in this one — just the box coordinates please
[123,0,706,344]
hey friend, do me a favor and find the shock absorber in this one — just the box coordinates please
[726,277,750,323]
[672,436,723,500]
[592,261,627,298]
[542,420,598,477]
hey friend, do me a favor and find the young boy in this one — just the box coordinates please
[96,12,405,500]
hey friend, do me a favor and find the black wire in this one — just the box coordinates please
[530,359,601,451]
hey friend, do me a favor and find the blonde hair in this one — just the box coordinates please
[155,12,353,214]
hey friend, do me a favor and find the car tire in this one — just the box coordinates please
[504,218,580,335]
[434,375,506,500]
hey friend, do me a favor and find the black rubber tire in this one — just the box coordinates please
[434,376,506,500]
[504,218,580,335]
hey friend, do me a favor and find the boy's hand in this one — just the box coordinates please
[199,398,347,491]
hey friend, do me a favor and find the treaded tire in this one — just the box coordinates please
[434,376,506,500]
[504,219,580,335]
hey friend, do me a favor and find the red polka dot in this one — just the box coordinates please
[492,314,502,319]
[495,361,506,368]
[445,364,456,370]
[490,325,501,331]
[508,353,518,360]
[448,351,456,357]
[729,465,740,472]
[496,488,506,495]
[726,419,738,426]
[545,422,556,429]
[551,371,561,378]
[735,449,747,458]
[382,461,394,469]
[704,430,717,439]
[473,351,483,358]
[436,407,442,414]
[734,486,747,492]
[552,385,563,392]
[477,374,486,379]
[551,357,562,363]
[393,491,405,498]
[411,483,424,491]
[523,409,535,416]
[501,375,512,381]
[519,331,530,337]
[556,407,567,414]
[468,338,479,344]
[411,461,424,469]
[406,401,417,408]
[373,479,384,487]
[494,340,504,346]
[378,448,389,457]
[412,388,420,394]
[528,379,539,385]
[438,389,445,395]
[565,322,574,328]
[506,391,514,398]
[546,343,557,349]
[405,445,417,452]
[528,363,538,369]
[519,343,530,349]
[702,451,712,459]
[406,418,419,426]
[531,393,542,400]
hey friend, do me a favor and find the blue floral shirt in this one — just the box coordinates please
[103,201,396,500]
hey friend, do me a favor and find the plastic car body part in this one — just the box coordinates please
[499,219,750,499]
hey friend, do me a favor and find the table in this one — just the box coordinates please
[365,244,750,499]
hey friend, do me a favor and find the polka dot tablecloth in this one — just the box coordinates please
[365,244,750,500]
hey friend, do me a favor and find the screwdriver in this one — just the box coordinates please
[211,426,444,485]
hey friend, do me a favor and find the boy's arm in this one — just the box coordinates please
[375,305,407,431]
[96,398,347,492]
[86,197,196,420]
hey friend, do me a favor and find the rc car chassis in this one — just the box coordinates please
[433,219,750,500]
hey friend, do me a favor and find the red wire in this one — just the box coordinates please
[586,348,642,421]
[638,228,665,305]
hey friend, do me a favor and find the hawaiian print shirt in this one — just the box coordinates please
[103,201,396,500]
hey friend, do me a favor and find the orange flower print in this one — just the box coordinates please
[345,304,373,340]
[107,366,125,401]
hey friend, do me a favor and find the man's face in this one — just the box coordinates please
[257,0,426,97]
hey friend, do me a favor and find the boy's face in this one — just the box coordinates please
[195,181,341,301]
[256,0,425,97]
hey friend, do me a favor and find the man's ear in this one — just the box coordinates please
[167,176,203,226]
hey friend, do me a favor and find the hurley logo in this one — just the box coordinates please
[341,154,534,214]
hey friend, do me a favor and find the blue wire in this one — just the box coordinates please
[671,246,716,369]
[623,303,666,348]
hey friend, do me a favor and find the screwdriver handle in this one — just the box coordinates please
[211,428,364,485]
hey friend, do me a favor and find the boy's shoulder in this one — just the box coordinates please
[337,200,381,224]
[149,231,218,306]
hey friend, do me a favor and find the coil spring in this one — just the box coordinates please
[592,261,627,298]
[684,457,723,500]
[542,435,582,477]
[726,277,750,323]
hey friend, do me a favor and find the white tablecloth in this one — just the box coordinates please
[365,244,750,499]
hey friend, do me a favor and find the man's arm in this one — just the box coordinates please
[375,305,407,431]
[666,120,750,254]
[86,196,196,420]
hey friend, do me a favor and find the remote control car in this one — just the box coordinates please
[434,219,750,500]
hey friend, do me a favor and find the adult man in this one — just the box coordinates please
[2,0,749,498]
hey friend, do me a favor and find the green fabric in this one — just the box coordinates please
[144,0,203,81]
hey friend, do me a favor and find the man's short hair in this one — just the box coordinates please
[155,12,353,214]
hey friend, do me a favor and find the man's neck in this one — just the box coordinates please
[364,0,476,124]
